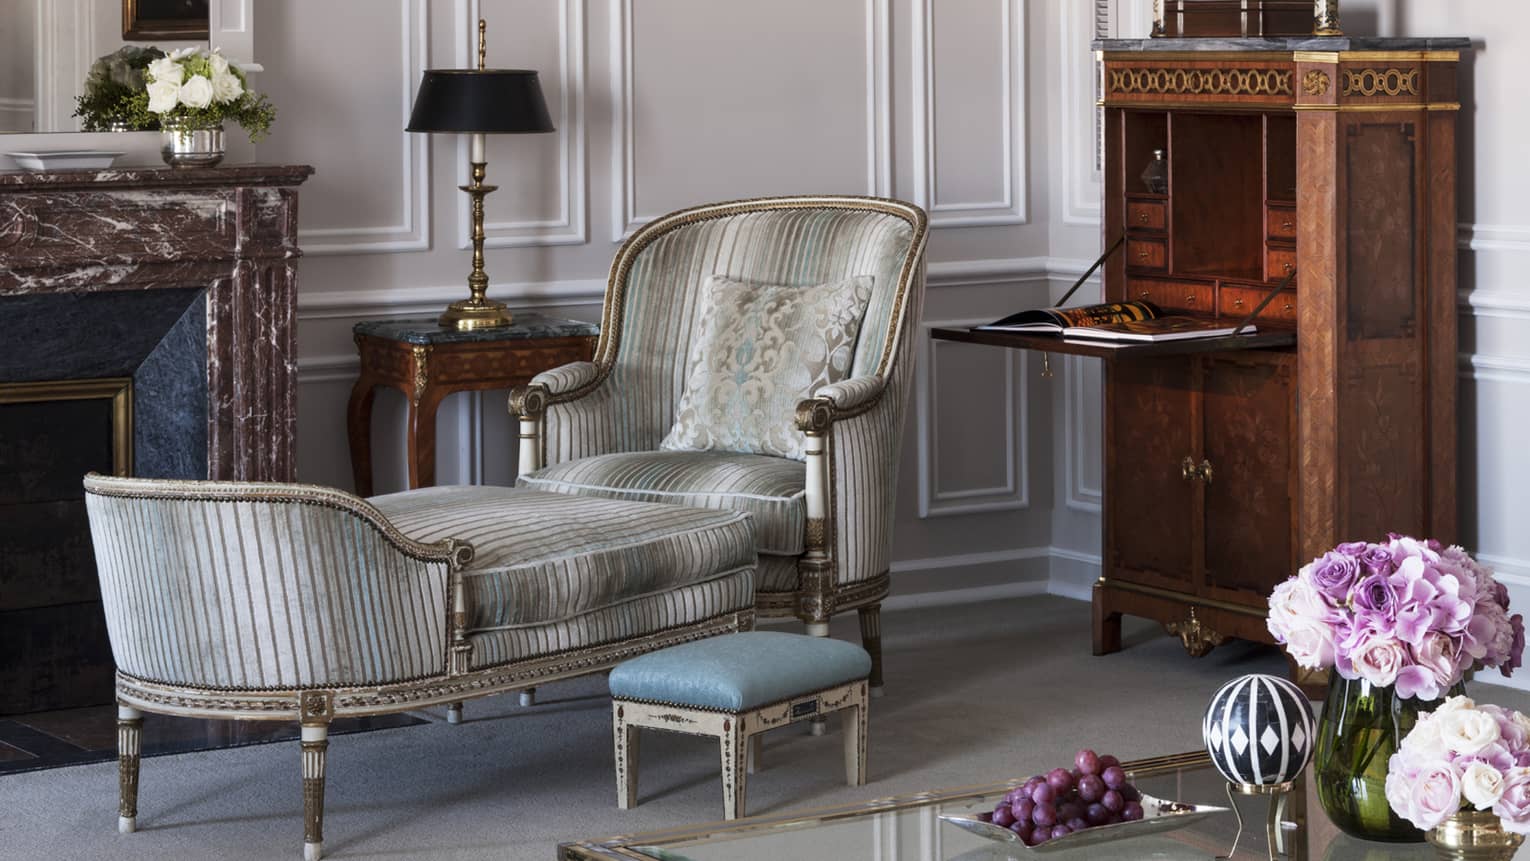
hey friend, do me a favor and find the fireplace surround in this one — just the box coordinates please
[0,164,312,713]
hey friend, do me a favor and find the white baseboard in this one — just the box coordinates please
[1047,546,1103,600]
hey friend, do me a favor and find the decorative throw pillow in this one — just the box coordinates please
[660,274,874,461]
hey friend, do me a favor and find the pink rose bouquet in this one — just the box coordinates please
[1386,696,1530,833]
[1267,536,1524,700]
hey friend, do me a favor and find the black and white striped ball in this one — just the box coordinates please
[1202,674,1315,787]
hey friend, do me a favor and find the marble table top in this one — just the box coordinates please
[353,312,599,346]
[1094,36,1473,52]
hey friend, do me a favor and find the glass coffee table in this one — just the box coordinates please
[560,751,1519,860]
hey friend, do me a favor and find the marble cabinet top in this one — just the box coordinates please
[1093,36,1472,53]
[353,312,600,346]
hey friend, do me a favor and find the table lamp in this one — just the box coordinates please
[406,20,555,330]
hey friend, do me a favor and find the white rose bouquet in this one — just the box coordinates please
[1386,696,1530,833]
[142,47,275,140]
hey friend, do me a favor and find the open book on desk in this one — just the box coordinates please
[974,300,1253,342]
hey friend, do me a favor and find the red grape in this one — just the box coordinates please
[1077,774,1104,803]
[1075,749,1101,776]
[1051,825,1071,840]
[1099,754,1121,770]
[1102,765,1127,790]
[1031,783,1055,804]
[1012,798,1035,824]
[1009,821,1032,840]
[992,805,1015,827]
[1122,801,1145,822]
[1047,767,1075,794]
[1120,784,1141,803]
[1066,817,1089,832]
[1085,802,1109,825]
[1028,829,1050,846]
[1101,789,1125,813]
[991,751,1144,843]
[978,811,994,823]
[1032,801,1058,828]
[1058,801,1084,823]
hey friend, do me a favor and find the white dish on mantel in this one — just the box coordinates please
[4,150,126,171]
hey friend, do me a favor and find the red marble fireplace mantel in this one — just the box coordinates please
[0,164,314,481]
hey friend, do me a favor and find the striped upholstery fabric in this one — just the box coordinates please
[84,479,454,690]
[756,554,801,594]
[517,452,806,555]
[540,208,914,466]
[468,569,754,668]
[369,486,757,631]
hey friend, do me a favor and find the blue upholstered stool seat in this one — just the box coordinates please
[609,631,872,711]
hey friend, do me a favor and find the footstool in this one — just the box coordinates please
[609,631,871,819]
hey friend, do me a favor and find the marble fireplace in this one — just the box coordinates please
[0,165,312,713]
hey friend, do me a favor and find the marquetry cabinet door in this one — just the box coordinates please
[1199,353,1296,609]
[1106,357,1196,592]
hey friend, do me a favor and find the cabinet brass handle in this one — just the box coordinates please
[1281,220,1295,231]
[1182,456,1197,480]
[1138,212,1151,224]
[1233,297,1245,308]
[1199,459,1213,484]
[1185,294,1195,303]
[1137,250,1151,260]
[1283,262,1295,274]
[1139,290,1151,300]
[1283,302,1293,313]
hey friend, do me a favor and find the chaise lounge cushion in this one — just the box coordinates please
[368,486,757,632]
[516,451,807,556]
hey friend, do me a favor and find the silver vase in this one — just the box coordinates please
[160,125,225,168]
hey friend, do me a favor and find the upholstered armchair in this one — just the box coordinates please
[511,196,928,692]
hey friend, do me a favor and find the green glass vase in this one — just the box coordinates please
[1312,674,1466,843]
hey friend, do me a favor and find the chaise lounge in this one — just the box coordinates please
[83,476,758,860]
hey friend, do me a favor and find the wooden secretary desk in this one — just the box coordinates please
[935,35,1470,667]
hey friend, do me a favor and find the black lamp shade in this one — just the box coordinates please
[406,69,555,134]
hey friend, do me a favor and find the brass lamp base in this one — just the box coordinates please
[439,296,513,330]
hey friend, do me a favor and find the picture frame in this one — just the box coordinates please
[122,0,210,41]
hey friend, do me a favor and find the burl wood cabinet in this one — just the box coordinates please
[1090,37,1469,660]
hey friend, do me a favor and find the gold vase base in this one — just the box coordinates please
[1428,811,1525,861]
[438,298,513,331]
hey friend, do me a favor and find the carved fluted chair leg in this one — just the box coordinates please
[446,702,463,724]
[302,725,329,861]
[520,687,536,707]
[859,604,884,697]
[117,705,143,834]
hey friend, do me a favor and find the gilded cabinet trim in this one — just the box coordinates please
[1108,67,1293,98]
[1301,70,1331,96]
[1341,68,1420,98]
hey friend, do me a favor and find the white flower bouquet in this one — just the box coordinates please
[1387,696,1530,833]
[143,47,275,139]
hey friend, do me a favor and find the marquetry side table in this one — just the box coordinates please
[346,313,598,496]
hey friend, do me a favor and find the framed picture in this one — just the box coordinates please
[123,0,210,41]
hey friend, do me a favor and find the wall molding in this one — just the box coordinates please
[454,0,587,249]
[1060,0,1103,226]
[1460,223,1530,253]
[1460,353,1530,384]
[916,317,1029,518]
[1460,289,1530,321]
[299,0,430,255]
[1064,354,1103,512]
[610,0,891,241]
[911,0,1028,227]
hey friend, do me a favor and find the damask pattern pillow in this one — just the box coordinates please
[660,274,873,461]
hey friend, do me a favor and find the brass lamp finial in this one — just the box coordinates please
[478,19,487,71]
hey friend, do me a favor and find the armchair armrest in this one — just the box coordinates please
[530,361,601,397]
[811,375,886,413]
[509,361,617,478]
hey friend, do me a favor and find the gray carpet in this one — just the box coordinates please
[4,595,1527,860]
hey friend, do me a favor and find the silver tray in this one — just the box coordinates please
[940,792,1229,854]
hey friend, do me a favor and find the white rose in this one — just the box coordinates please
[208,51,230,78]
[1403,715,1450,759]
[168,46,198,61]
[1436,695,1479,716]
[1279,619,1336,669]
[178,75,214,109]
[1464,761,1508,809]
[147,56,183,86]
[146,79,181,114]
[210,71,243,104]
[1441,709,1503,757]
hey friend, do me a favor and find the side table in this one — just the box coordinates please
[346,313,598,496]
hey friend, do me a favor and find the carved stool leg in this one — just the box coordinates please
[117,705,143,834]
[613,703,640,810]
[858,604,884,697]
[301,725,329,861]
[719,717,748,820]
[843,691,868,786]
[446,702,463,724]
[805,622,830,735]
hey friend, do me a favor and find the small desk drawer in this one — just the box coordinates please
[1265,246,1297,282]
[1267,205,1297,240]
[1129,279,1214,315]
[1220,285,1297,324]
[1128,238,1168,272]
[1128,200,1167,232]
